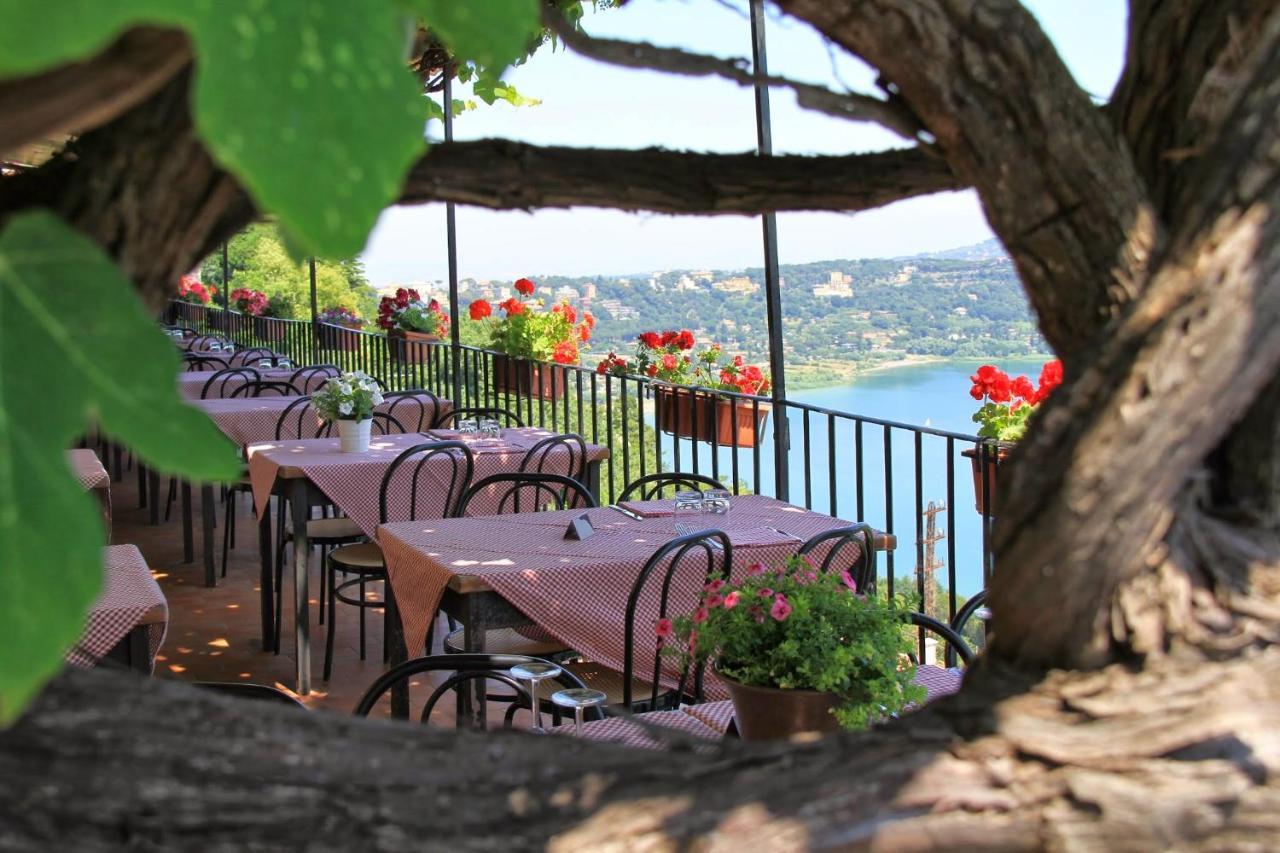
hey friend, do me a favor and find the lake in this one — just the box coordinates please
[654,358,1047,600]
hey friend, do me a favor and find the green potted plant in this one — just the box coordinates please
[317,305,364,352]
[466,277,593,400]
[311,370,384,453]
[599,330,771,446]
[661,555,921,740]
[963,359,1063,514]
[378,287,448,365]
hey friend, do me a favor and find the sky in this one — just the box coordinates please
[360,0,1127,286]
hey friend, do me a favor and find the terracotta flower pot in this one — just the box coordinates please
[492,353,567,401]
[655,386,770,447]
[320,323,362,352]
[719,671,841,741]
[961,444,1010,515]
[388,328,439,365]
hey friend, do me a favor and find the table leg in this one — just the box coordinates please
[148,469,161,526]
[586,460,602,504]
[202,483,216,587]
[387,587,409,719]
[258,500,275,652]
[463,603,487,729]
[137,461,147,509]
[181,481,193,563]
[288,478,312,696]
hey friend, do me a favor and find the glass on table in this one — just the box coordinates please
[277,358,291,368]
[480,417,502,440]
[457,417,478,435]
[258,358,274,369]
[702,488,731,518]
[509,662,563,734]
[673,489,704,536]
[551,688,608,737]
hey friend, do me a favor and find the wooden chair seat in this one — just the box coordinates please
[327,542,385,572]
[443,626,568,657]
[303,516,363,542]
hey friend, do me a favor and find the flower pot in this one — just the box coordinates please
[961,444,1009,515]
[320,323,362,352]
[388,329,439,365]
[719,671,841,741]
[492,353,567,401]
[336,418,372,453]
[655,386,770,447]
[253,316,286,342]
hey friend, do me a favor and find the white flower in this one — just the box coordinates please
[338,401,354,416]
[370,392,384,406]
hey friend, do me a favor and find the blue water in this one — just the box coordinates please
[655,359,1045,599]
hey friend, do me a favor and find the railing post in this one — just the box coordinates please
[443,69,463,406]
[308,256,319,365]
[750,0,789,501]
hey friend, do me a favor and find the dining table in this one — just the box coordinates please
[176,366,328,400]
[68,448,111,540]
[68,545,169,673]
[377,495,894,725]
[247,426,609,695]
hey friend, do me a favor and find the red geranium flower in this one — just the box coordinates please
[469,300,492,321]
[552,340,579,365]
[514,277,535,296]
[675,330,695,350]
[638,331,662,349]
[660,330,679,347]
[661,353,678,371]
[499,297,525,317]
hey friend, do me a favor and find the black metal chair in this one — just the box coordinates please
[382,389,442,432]
[316,410,407,438]
[907,612,975,667]
[200,367,260,399]
[233,346,278,366]
[190,334,230,350]
[273,396,318,440]
[948,589,989,666]
[455,471,597,517]
[288,365,340,394]
[194,682,306,708]
[183,354,228,372]
[324,441,474,680]
[797,523,878,596]
[562,530,732,714]
[518,433,588,484]
[352,654,602,729]
[433,406,524,429]
[618,472,728,503]
[228,379,301,398]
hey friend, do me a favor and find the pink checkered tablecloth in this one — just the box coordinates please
[378,501,854,697]
[196,393,447,448]
[248,426,605,537]
[177,367,312,400]
[68,448,111,534]
[551,706,723,751]
[67,545,168,670]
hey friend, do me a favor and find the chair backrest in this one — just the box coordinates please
[229,379,301,398]
[190,334,229,350]
[234,346,277,366]
[907,612,975,668]
[352,654,601,729]
[623,530,733,710]
[200,367,260,399]
[618,472,728,503]
[434,406,524,429]
[382,390,441,432]
[183,354,229,372]
[947,589,988,667]
[316,411,407,438]
[518,433,588,484]
[289,365,341,394]
[275,396,319,440]
[457,472,597,517]
[797,523,877,596]
[378,441,474,524]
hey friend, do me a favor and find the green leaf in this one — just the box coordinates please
[407,0,541,72]
[0,212,241,721]
[0,1,429,258]
[472,76,541,108]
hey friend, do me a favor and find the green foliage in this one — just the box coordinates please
[665,555,924,731]
[0,213,241,720]
[311,371,383,422]
[409,0,541,73]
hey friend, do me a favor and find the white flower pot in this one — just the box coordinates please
[336,418,372,453]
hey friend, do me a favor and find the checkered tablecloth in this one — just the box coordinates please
[67,448,109,490]
[379,501,853,696]
[551,706,723,751]
[197,393,446,448]
[248,426,603,537]
[178,367,310,400]
[67,545,168,670]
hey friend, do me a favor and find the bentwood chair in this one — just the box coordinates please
[382,389,442,433]
[183,354,229,372]
[228,380,301,398]
[288,365,340,395]
[234,346,278,366]
[433,406,524,429]
[947,589,989,666]
[907,612,975,669]
[316,411,405,439]
[200,367,260,399]
[352,654,601,730]
[441,472,598,658]
[323,441,474,680]
[797,523,878,596]
[518,433,588,485]
[561,529,732,714]
[618,472,728,503]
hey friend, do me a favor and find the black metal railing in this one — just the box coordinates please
[169,300,997,656]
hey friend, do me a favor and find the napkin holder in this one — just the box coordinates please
[564,512,594,541]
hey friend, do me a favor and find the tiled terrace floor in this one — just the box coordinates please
[107,458,461,723]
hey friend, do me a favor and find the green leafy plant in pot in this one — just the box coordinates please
[660,555,922,739]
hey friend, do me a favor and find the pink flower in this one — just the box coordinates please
[840,569,858,593]
[704,593,724,608]
[746,562,766,576]
[654,618,673,639]
[723,591,741,609]
[757,587,774,598]
[693,607,709,624]
[687,631,697,653]
[771,597,793,621]
[748,606,765,624]
[705,579,725,593]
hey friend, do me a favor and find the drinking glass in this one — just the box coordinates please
[277,358,291,368]
[209,341,223,351]
[509,662,563,734]
[223,344,235,355]
[703,488,731,518]
[674,489,704,536]
[480,418,502,440]
[550,688,608,737]
[258,358,274,369]
[458,417,478,435]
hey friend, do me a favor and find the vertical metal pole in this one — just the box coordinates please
[443,71,463,405]
[308,256,319,364]
[750,0,789,501]
[220,242,230,311]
